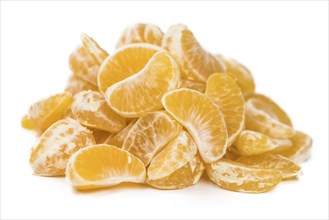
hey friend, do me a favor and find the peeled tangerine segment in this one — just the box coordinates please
[105,119,137,147]
[147,155,204,190]
[65,75,98,95]
[30,118,95,176]
[179,79,206,93]
[71,90,126,133]
[245,93,292,126]
[206,159,282,193]
[69,33,108,86]
[246,97,295,139]
[279,130,313,163]
[205,73,245,146]
[105,51,180,117]
[122,111,182,165]
[236,130,292,156]
[98,43,162,94]
[162,24,225,83]
[22,92,72,133]
[116,23,163,48]
[216,55,256,95]
[147,131,197,180]
[66,144,146,190]
[236,154,301,179]
[162,88,228,163]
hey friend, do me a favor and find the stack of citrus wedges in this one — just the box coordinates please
[22,23,312,193]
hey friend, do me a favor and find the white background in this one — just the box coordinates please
[1,1,328,219]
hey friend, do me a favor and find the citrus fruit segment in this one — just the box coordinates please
[98,43,163,93]
[205,73,245,146]
[147,131,197,180]
[69,34,108,86]
[30,118,95,176]
[116,23,163,48]
[105,119,137,147]
[22,92,73,133]
[246,98,295,139]
[179,79,206,93]
[162,88,228,163]
[216,55,256,95]
[65,75,98,95]
[236,130,292,156]
[236,154,301,179]
[206,159,282,193]
[147,155,204,190]
[122,111,182,165]
[245,93,292,126]
[71,90,126,133]
[162,24,225,82]
[66,144,146,190]
[279,130,313,163]
[80,33,108,65]
[105,51,180,117]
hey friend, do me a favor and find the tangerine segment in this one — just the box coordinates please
[206,159,282,193]
[206,73,245,146]
[246,98,295,139]
[105,51,180,117]
[116,23,163,48]
[236,130,292,156]
[71,90,126,133]
[217,55,256,95]
[66,144,146,190]
[236,154,301,179]
[245,93,292,126]
[65,75,98,95]
[162,88,228,163]
[122,111,182,165]
[179,79,206,93]
[148,131,197,180]
[105,119,137,147]
[30,118,95,176]
[69,34,108,86]
[162,24,225,82]
[98,43,163,93]
[81,33,108,65]
[147,155,204,190]
[22,92,72,132]
[279,130,313,163]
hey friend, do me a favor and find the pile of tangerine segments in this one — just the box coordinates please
[22,23,312,193]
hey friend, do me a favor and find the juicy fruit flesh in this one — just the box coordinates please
[162,88,228,163]
[122,111,182,166]
[66,145,146,189]
[245,98,295,139]
[71,90,126,133]
[98,43,163,94]
[30,118,95,176]
[23,25,311,193]
[105,51,180,117]
[116,23,163,48]
[205,73,245,146]
[236,154,301,179]
[162,24,225,82]
[236,130,292,156]
[147,155,204,190]
[147,130,197,180]
[206,159,282,193]
[22,92,73,133]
